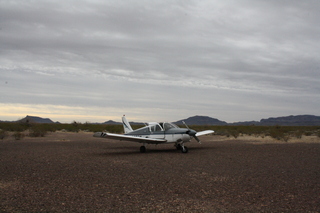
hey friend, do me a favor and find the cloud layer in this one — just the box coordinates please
[1,0,320,122]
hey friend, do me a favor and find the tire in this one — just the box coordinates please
[181,146,188,153]
[140,146,146,153]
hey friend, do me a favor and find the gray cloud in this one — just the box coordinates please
[1,0,320,122]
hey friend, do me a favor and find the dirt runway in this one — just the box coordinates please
[1,132,319,212]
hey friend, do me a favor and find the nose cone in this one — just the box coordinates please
[187,129,197,136]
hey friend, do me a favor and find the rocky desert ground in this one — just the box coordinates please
[1,132,319,212]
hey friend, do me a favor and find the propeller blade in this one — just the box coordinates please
[182,121,202,143]
[182,121,190,130]
[193,135,201,144]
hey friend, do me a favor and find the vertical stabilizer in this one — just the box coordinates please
[122,115,133,134]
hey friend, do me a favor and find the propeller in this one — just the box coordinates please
[182,121,201,143]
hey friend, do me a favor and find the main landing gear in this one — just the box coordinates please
[140,145,146,153]
[140,143,188,153]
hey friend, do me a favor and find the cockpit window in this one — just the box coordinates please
[163,122,178,130]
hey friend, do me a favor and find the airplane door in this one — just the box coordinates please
[150,124,165,139]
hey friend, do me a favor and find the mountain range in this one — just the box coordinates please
[175,115,320,126]
[4,114,320,126]
[17,115,56,124]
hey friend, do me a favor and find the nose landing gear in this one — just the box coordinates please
[140,144,146,153]
[175,143,188,153]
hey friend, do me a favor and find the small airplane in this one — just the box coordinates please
[93,115,214,153]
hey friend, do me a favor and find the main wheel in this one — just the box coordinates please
[181,146,188,153]
[140,146,146,153]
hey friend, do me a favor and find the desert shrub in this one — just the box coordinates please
[230,130,240,138]
[1,122,318,138]
[106,124,127,133]
[80,124,103,133]
[57,123,79,132]
[72,121,80,132]
[29,126,47,137]
[269,127,282,140]
[13,131,24,140]
[269,130,283,140]
[214,129,229,137]
[304,131,313,136]
[293,130,303,139]
[40,123,57,132]
[282,134,290,142]
[270,131,290,141]
[0,122,28,132]
[268,126,290,142]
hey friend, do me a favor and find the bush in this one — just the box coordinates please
[29,126,47,137]
[0,122,319,139]
[304,131,313,136]
[230,130,240,138]
[13,131,24,140]
[0,122,28,132]
[268,126,290,142]
[294,130,303,139]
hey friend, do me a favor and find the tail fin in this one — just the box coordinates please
[122,115,133,134]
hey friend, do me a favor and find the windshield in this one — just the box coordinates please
[163,122,179,131]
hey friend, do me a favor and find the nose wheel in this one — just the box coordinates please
[175,143,188,153]
[181,145,188,153]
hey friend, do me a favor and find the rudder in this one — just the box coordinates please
[122,115,133,134]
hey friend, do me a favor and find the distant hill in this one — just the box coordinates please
[175,115,320,126]
[102,120,122,125]
[18,115,55,124]
[259,115,320,126]
[174,115,227,125]
[230,121,260,126]
[101,116,227,126]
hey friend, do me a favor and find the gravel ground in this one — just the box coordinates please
[1,132,319,212]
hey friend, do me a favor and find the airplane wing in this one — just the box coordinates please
[93,132,167,144]
[195,130,215,137]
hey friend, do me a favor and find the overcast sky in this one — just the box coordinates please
[1,0,320,123]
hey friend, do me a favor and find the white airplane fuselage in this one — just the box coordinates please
[124,121,197,144]
[125,127,193,143]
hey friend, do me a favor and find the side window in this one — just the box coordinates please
[134,127,150,134]
[163,123,171,131]
[150,124,163,132]
[155,124,162,132]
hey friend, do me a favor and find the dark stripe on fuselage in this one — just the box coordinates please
[125,132,188,136]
